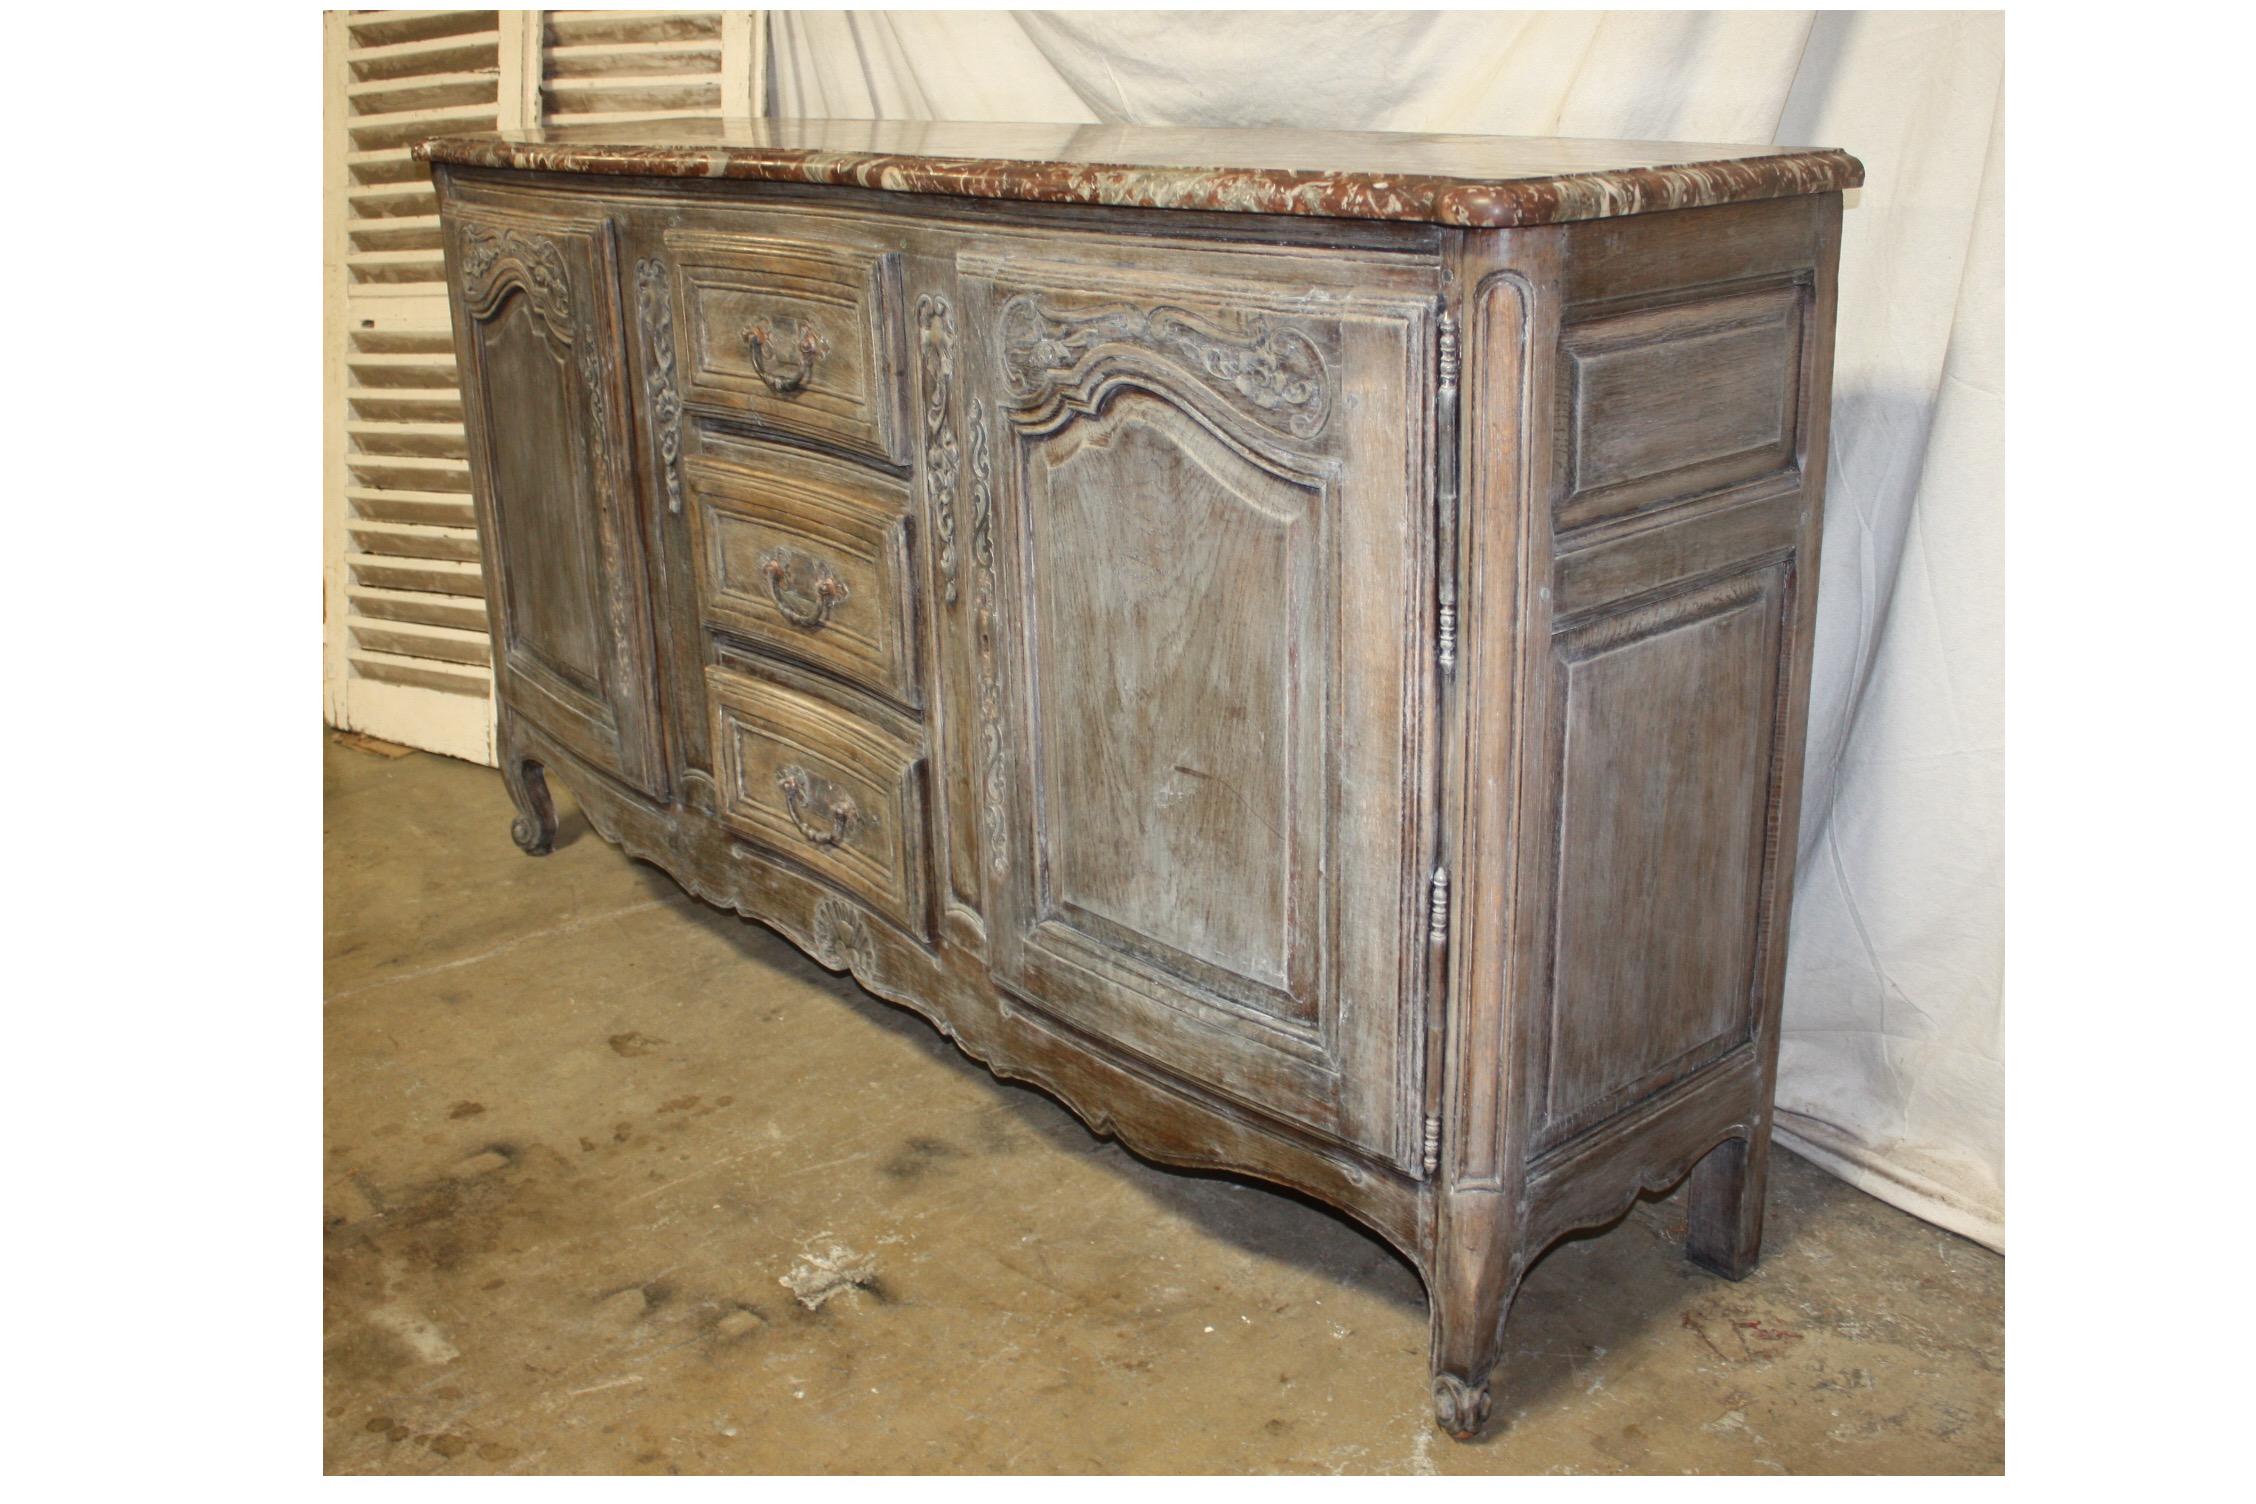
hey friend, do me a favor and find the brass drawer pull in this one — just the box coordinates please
[775,764,863,848]
[759,547,850,629]
[743,316,830,395]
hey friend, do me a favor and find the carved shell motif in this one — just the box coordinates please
[997,295,1332,439]
[808,896,878,978]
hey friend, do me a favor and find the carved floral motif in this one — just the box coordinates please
[915,294,963,604]
[634,258,687,515]
[968,399,1008,879]
[998,294,1332,439]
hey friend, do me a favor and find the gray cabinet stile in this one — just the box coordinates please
[422,120,1859,1440]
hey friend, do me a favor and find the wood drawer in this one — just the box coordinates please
[666,227,907,467]
[685,454,918,707]
[707,666,928,934]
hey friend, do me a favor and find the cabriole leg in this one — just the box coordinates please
[499,713,558,857]
[1686,1131,1770,1281]
[503,756,557,856]
[1427,1219,1518,1441]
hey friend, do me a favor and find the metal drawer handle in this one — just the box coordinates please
[759,547,850,630]
[775,764,863,848]
[743,315,830,395]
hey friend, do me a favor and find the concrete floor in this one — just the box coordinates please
[324,734,2004,1474]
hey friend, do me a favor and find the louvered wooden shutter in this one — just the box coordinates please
[542,10,763,125]
[323,11,766,763]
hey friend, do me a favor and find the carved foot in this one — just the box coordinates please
[1432,1372,1493,1441]
[510,811,553,856]
[502,755,558,857]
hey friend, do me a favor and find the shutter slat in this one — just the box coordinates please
[348,349,457,370]
[349,553,487,599]
[543,107,727,128]
[348,29,504,81]
[347,331,457,356]
[346,419,467,458]
[349,520,482,564]
[348,584,490,634]
[544,38,723,77]
[348,394,464,427]
[545,76,723,110]
[348,647,494,697]
[346,454,472,492]
[348,216,443,253]
[347,486,477,528]
[347,71,501,114]
[348,11,504,50]
[350,619,494,668]
[348,182,438,215]
[544,11,724,47]
[348,105,500,152]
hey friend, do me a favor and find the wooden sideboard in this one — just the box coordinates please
[417,119,1860,1440]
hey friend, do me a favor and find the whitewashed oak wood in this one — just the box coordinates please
[425,122,1856,1441]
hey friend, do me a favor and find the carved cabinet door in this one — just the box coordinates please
[447,204,666,798]
[957,250,1440,1172]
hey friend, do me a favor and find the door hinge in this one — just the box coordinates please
[1422,1112,1443,1176]
[1435,305,1461,674]
[1437,306,1461,399]
[1428,865,1451,947]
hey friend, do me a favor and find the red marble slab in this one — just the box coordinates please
[416,118,1862,229]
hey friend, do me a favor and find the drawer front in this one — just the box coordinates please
[707,667,928,933]
[686,456,918,707]
[668,228,907,466]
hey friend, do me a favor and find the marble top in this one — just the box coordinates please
[416,118,1862,230]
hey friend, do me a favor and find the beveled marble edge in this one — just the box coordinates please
[413,130,1864,229]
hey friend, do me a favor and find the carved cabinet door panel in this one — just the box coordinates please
[447,204,666,798]
[958,250,1440,1171]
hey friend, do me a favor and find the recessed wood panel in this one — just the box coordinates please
[1029,393,1318,1021]
[482,297,603,696]
[1540,567,1789,1143]
[1555,284,1804,531]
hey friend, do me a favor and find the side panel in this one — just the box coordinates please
[1542,564,1789,1134]
[1524,199,1837,1152]
[1447,193,1842,1186]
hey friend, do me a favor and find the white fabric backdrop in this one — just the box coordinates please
[770,10,2005,1250]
